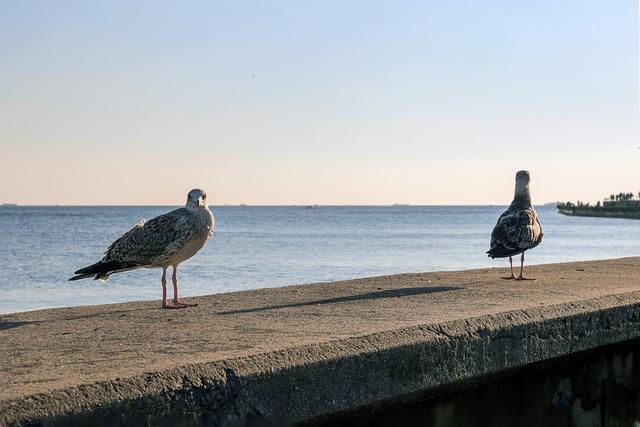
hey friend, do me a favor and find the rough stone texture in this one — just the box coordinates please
[321,342,640,426]
[2,258,640,426]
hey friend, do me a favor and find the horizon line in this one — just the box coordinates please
[0,202,559,208]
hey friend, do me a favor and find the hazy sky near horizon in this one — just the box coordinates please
[1,1,638,206]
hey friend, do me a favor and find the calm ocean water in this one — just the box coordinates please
[1,204,639,314]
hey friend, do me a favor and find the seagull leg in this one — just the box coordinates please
[501,256,517,280]
[171,266,198,308]
[516,251,535,281]
[161,267,177,309]
[161,266,193,309]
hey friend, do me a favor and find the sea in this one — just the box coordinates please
[1,204,639,315]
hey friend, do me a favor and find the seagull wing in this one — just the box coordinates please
[104,207,192,266]
[488,208,542,258]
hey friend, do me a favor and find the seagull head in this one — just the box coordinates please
[186,188,208,209]
[514,170,532,197]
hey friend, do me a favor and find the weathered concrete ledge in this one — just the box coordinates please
[2,258,640,426]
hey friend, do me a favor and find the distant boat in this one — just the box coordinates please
[557,193,640,219]
[0,203,18,207]
[392,203,410,207]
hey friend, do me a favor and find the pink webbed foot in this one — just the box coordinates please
[162,300,198,309]
[174,300,198,308]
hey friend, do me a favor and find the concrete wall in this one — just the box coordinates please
[3,259,640,426]
[316,341,640,427]
[5,296,640,426]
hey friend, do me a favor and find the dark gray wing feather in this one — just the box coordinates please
[487,208,543,258]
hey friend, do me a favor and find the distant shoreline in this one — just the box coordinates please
[0,203,547,208]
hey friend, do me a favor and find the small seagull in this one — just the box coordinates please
[69,188,215,309]
[487,171,543,280]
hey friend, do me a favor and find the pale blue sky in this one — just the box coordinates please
[1,1,638,205]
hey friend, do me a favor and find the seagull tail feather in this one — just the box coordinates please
[68,260,142,281]
[487,245,522,259]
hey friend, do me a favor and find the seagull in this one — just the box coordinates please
[487,171,543,280]
[69,188,215,309]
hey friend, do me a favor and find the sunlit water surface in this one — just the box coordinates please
[1,205,639,314]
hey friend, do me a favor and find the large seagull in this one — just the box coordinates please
[69,188,215,309]
[487,171,543,280]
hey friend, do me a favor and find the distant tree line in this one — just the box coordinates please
[610,192,638,202]
[557,191,640,208]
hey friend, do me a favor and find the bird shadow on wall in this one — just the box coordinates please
[0,320,34,331]
[216,286,461,315]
